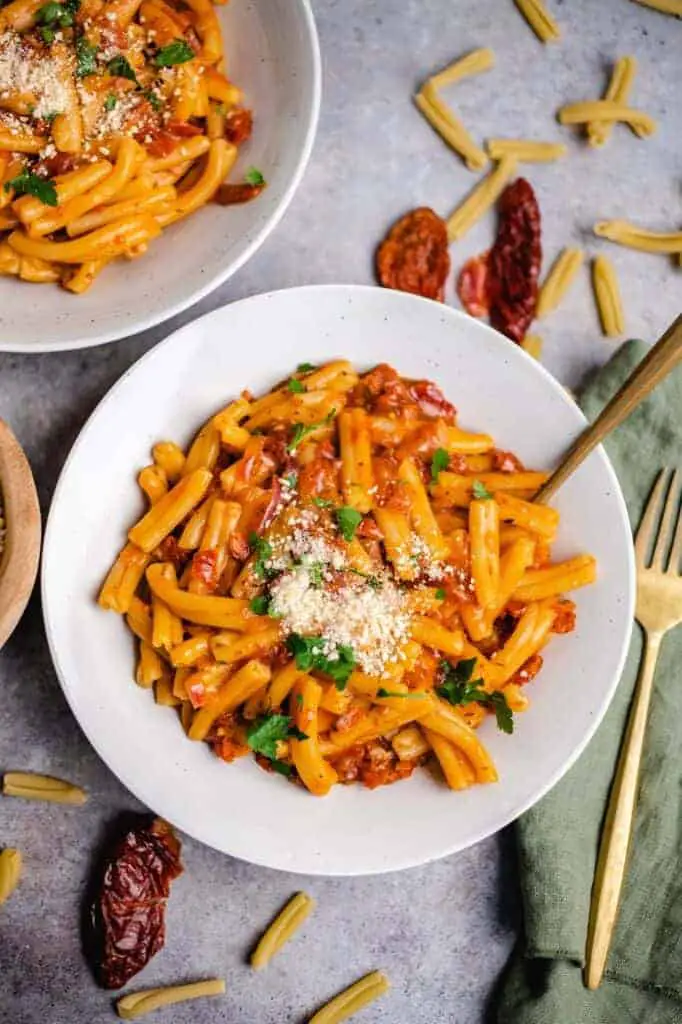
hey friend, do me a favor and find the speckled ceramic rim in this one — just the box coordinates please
[41,286,635,874]
[0,0,321,355]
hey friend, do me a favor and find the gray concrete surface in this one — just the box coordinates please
[1,1,680,1021]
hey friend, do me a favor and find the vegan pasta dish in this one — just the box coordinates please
[0,0,261,294]
[99,360,596,797]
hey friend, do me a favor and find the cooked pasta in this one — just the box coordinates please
[0,0,262,293]
[251,892,315,969]
[446,156,518,241]
[536,248,584,319]
[513,0,561,42]
[587,56,637,147]
[557,101,656,138]
[592,255,625,337]
[99,362,595,796]
[594,219,682,255]
[520,334,543,359]
[309,971,390,1024]
[486,139,566,163]
[414,85,488,172]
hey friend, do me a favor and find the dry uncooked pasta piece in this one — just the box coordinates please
[486,139,566,163]
[588,56,637,147]
[446,157,518,241]
[594,220,682,254]
[2,771,87,805]
[513,0,561,41]
[592,256,625,337]
[536,248,584,319]
[414,87,488,171]
[630,0,682,14]
[0,848,22,905]
[558,101,656,138]
[428,47,495,91]
[251,892,316,969]
[116,979,225,1020]
[309,971,391,1024]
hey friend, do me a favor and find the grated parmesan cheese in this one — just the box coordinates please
[0,31,71,119]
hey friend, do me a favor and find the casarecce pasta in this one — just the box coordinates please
[0,0,261,293]
[99,361,597,797]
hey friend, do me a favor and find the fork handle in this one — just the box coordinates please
[536,314,682,504]
[584,629,662,989]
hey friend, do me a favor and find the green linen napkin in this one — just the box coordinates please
[496,340,682,1024]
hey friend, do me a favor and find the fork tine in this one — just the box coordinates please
[635,469,670,568]
[665,474,682,575]
[651,469,679,570]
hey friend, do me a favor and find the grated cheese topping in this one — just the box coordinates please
[0,31,71,120]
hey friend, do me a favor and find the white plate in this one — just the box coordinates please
[0,0,320,353]
[42,285,635,875]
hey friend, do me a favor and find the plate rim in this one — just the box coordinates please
[41,284,635,874]
[0,0,321,355]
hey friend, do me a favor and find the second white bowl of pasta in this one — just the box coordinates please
[42,284,634,874]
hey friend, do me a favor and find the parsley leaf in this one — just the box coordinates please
[244,166,265,187]
[36,0,76,30]
[75,36,98,77]
[288,378,305,394]
[249,595,269,615]
[248,532,275,579]
[247,713,291,760]
[154,38,195,66]
[297,362,316,373]
[40,26,55,42]
[288,725,309,741]
[312,497,333,508]
[435,588,446,600]
[335,506,362,542]
[437,658,514,734]
[376,688,425,699]
[5,171,57,206]
[284,472,297,490]
[144,89,163,112]
[286,409,336,453]
[104,93,117,111]
[286,634,356,690]
[430,447,450,482]
[108,54,137,82]
[472,479,493,500]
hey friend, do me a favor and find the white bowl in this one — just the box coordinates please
[0,0,320,354]
[42,285,635,875]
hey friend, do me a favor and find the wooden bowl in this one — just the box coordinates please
[0,419,41,649]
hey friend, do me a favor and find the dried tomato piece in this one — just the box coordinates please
[552,599,576,634]
[511,653,544,686]
[376,207,450,302]
[224,109,253,145]
[456,253,490,318]
[407,380,456,421]
[215,182,266,205]
[487,178,542,344]
[190,549,220,591]
[491,449,525,473]
[88,817,183,990]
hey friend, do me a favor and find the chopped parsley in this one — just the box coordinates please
[297,362,316,373]
[335,506,362,542]
[144,89,163,112]
[308,562,325,588]
[286,409,336,453]
[248,532,275,579]
[75,36,98,77]
[472,479,493,500]
[349,568,382,590]
[435,588,446,601]
[36,0,77,37]
[246,713,308,774]
[286,634,356,689]
[249,595,269,615]
[288,378,305,394]
[107,54,137,82]
[437,658,514,734]
[312,497,333,508]
[104,93,117,112]
[284,473,297,490]
[5,171,57,206]
[376,688,425,699]
[154,38,195,67]
[430,447,450,482]
[244,166,265,187]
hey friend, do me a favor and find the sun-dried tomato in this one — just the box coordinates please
[407,380,456,421]
[88,818,182,990]
[511,653,544,686]
[224,109,253,145]
[491,449,525,473]
[487,178,542,344]
[376,207,450,302]
[190,549,220,590]
[215,181,266,205]
[457,253,490,318]
[552,599,576,634]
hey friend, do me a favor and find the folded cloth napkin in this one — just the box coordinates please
[496,340,682,1024]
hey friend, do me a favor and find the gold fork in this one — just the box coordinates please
[585,468,682,988]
